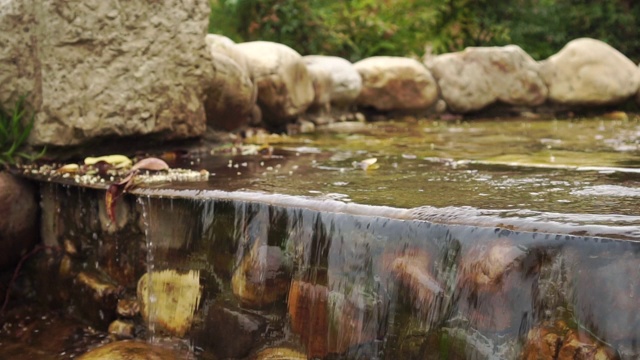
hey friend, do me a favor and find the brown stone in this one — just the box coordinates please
[72,271,121,327]
[522,323,564,360]
[522,322,617,360]
[459,238,526,290]
[0,172,38,270]
[388,252,443,315]
[196,302,267,359]
[107,319,134,339]
[287,279,380,358]
[77,340,188,360]
[288,280,329,358]
[231,242,291,308]
[251,346,307,360]
[137,269,201,337]
[568,251,640,344]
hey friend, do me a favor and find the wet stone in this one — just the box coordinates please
[107,319,134,339]
[387,250,444,318]
[116,298,140,318]
[77,340,190,360]
[458,238,527,289]
[287,279,381,358]
[251,346,307,360]
[522,321,618,360]
[72,271,122,327]
[232,242,292,309]
[194,301,267,359]
[137,269,201,337]
[568,251,640,345]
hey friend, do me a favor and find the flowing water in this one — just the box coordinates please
[1,117,639,359]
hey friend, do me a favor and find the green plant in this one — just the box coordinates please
[0,95,45,168]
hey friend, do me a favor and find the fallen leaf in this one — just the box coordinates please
[130,157,169,172]
[105,183,124,223]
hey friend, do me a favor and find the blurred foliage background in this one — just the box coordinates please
[208,0,640,62]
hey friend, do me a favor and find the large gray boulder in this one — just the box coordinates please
[0,172,38,270]
[204,35,257,131]
[540,38,640,106]
[303,55,362,107]
[0,0,213,147]
[354,56,438,112]
[427,45,548,113]
[235,41,314,127]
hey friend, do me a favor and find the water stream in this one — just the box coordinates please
[133,193,639,359]
[2,117,639,359]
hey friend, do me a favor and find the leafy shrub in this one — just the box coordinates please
[208,0,640,62]
[0,95,45,168]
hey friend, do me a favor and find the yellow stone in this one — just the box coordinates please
[84,155,132,168]
[137,269,201,337]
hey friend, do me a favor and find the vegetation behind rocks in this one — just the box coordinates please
[209,0,640,62]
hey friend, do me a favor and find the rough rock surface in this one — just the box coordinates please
[303,55,362,107]
[204,41,257,131]
[540,38,640,105]
[0,1,38,109]
[0,0,213,147]
[235,41,314,127]
[305,64,333,111]
[427,45,548,113]
[354,56,438,111]
[77,340,188,360]
[0,172,38,270]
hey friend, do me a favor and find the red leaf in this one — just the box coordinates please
[106,183,124,223]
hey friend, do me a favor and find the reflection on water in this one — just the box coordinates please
[132,195,638,359]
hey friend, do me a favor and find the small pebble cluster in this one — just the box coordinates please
[19,161,209,188]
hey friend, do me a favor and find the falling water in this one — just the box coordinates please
[125,191,640,359]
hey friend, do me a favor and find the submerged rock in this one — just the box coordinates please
[287,279,381,358]
[388,251,444,317]
[456,238,530,333]
[73,271,122,327]
[0,172,38,270]
[354,56,439,112]
[137,269,201,337]
[107,319,134,339]
[522,321,617,360]
[540,38,640,106]
[195,301,267,359]
[235,41,314,127]
[77,340,188,360]
[458,238,527,290]
[427,45,547,113]
[231,242,291,308]
[568,251,640,345]
[251,346,307,360]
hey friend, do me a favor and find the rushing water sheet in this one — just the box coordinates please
[133,194,640,359]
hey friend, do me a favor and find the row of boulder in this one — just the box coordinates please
[207,36,640,132]
[1,0,639,148]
